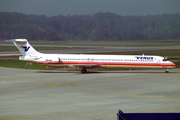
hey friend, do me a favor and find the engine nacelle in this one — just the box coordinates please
[19,56,42,62]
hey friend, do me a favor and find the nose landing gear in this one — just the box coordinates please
[165,69,169,73]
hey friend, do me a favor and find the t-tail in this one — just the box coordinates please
[6,39,41,61]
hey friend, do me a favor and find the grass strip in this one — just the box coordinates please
[0,59,56,70]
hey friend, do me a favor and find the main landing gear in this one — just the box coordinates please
[81,68,87,74]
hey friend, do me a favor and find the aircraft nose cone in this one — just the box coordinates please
[171,62,176,68]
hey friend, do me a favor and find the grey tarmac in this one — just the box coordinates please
[0,67,180,120]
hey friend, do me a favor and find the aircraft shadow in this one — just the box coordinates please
[36,70,177,74]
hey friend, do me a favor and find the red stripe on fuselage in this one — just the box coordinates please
[38,61,175,68]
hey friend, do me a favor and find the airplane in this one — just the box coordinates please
[6,39,176,73]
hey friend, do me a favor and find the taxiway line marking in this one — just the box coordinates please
[69,83,180,103]
[0,76,59,92]
[71,72,177,85]
[0,111,116,120]
[0,85,50,92]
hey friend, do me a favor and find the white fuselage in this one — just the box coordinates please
[24,53,175,69]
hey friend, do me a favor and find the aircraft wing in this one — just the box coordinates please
[74,64,100,68]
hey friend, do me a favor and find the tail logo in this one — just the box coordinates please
[21,46,30,52]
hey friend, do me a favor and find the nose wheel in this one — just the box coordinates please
[81,68,87,74]
[165,69,169,73]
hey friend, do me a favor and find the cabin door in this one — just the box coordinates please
[157,59,161,65]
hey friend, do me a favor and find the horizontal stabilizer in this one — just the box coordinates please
[6,39,40,56]
[6,39,28,42]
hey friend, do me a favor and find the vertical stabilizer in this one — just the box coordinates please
[6,39,40,56]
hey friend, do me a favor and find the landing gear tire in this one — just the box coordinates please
[81,69,87,74]
[165,69,169,73]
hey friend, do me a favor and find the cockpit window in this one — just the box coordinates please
[162,58,167,62]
